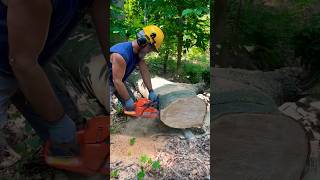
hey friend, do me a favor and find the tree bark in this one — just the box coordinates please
[52,25,108,118]
[163,48,169,74]
[176,31,183,72]
[213,67,303,105]
[176,4,185,72]
[213,0,228,67]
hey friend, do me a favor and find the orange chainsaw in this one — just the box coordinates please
[124,97,159,119]
[43,116,109,176]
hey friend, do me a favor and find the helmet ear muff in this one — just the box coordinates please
[137,30,148,48]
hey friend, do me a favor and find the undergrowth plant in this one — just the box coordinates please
[136,154,162,180]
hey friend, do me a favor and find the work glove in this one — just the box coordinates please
[48,114,80,157]
[148,90,158,102]
[124,98,135,111]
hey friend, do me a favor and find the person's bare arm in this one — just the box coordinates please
[111,53,130,101]
[89,0,107,58]
[138,60,153,91]
[7,0,64,122]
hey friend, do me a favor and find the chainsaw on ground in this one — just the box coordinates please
[123,96,159,119]
[43,116,109,176]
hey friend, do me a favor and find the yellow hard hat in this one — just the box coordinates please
[143,25,164,52]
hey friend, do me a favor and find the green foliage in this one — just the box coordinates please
[137,167,145,180]
[111,0,210,72]
[145,47,209,84]
[137,154,162,179]
[111,169,120,178]
[183,63,209,84]
[115,102,123,115]
[294,14,320,73]
[223,0,319,70]
[151,160,161,171]
[129,137,136,145]
[201,68,210,85]
[139,154,152,165]
[110,2,127,43]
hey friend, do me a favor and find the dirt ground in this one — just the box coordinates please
[110,91,210,179]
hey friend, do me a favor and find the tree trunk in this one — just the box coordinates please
[212,68,309,180]
[236,0,242,33]
[128,74,207,129]
[176,4,184,72]
[213,67,303,105]
[163,49,169,74]
[176,31,183,72]
[53,25,108,117]
[213,0,228,66]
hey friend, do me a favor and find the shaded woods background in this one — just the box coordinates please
[111,0,210,84]
[214,0,320,75]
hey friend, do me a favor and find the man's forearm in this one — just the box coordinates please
[7,0,63,122]
[139,66,153,91]
[113,80,130,101]
[11,59,64,122]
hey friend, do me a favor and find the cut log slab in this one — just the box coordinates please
[212,77,278,118]
[213,113,309,180]
[212,68,309,179]
[54,25,109,113]
[128,74,207,129]
[213,67,303,105]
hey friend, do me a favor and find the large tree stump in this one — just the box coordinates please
[212,70,309,180]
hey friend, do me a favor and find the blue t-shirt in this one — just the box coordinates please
[0,0,93,75]
[109,42,140,86]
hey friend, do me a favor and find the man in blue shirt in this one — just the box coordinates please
[0,0,106,163]
[109,25,164,114]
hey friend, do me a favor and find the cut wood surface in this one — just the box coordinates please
[212,68,309,180]
[213,113,308,180]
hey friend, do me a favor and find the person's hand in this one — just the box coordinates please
[148,90,158,102]
[124,98,135,111]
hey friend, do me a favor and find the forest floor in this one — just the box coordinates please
[110,88,210,179]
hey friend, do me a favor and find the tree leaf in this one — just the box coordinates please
[137,168,145,180]
[152,160,161,171]
[182,9,194,16]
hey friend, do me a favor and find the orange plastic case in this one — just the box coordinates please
[43,116,109,175]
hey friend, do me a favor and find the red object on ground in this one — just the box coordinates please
[43,116,109,176]
[124,98,159,119]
